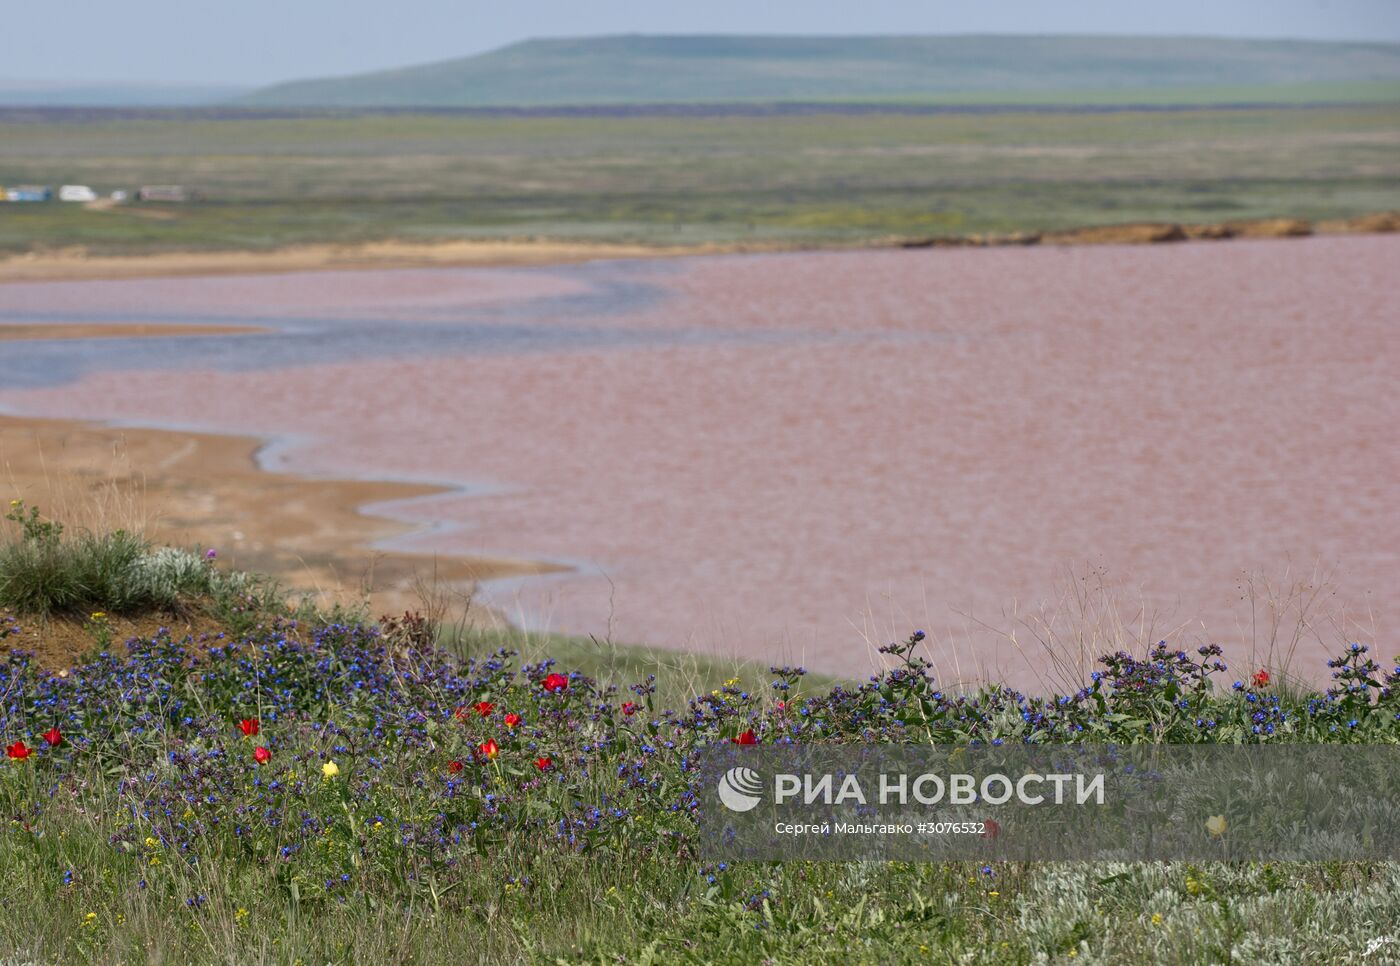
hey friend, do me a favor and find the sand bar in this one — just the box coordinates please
[0,415,555,629]
[0,323,266,342]
[0,240,771,283]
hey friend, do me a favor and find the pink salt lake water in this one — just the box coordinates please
[3,236,1397,690]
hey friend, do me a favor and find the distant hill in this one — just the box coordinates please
[0,80,249,107]
[238,35,1400,108]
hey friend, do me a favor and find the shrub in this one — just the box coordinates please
[0,502,266,618]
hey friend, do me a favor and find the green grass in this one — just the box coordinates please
[0,502,296,633]
[2,610,1398,962]
[1,104,1397,256]
[10,827,1400,963]
[446,623,845,713]
[2,517,1400,963]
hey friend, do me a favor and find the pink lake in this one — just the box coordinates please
[3,236,1397,690]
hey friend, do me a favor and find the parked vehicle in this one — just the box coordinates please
[59,184,98,202]
[3,185,52,202]
[137,185,190,202]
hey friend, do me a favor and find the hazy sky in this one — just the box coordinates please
[7,0,1400,86]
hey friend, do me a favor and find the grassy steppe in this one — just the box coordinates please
[1,104,1397,256]
[3,507,1400,963]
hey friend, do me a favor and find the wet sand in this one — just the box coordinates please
[0,239,770,283]
[1,234,1395,689]
[0,415,553,622]
[0,323,265,342]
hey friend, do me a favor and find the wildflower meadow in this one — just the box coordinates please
[1,506,1398,962]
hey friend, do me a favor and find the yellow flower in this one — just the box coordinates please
[1205,814,1227,837]
[322,760,340,778]
[1151,912,1163,925]
[82,912,97,929]
[1186,876,1202,895]
[235,907,249,926]
[724,677,740,687]
[144,836,160,850]
[8,499,19,507]
[987,890,1000,898]
[90,612,107,621]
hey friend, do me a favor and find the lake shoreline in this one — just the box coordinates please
[0,414,554,646]
[1,210,1394,283]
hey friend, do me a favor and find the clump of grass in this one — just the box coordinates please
[0,501,272,621]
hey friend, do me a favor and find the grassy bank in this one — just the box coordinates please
[1,104,1397,257]
[2,508,1399,962]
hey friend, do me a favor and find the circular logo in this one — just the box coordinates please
[717,766,764,812]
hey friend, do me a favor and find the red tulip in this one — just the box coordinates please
[41,727,62,747]
[5,741,31,761]
[775,701,786,713]
[238,718,260,737]
[447,760,464,775]
[504,713,521,728]
[253,746,271,765]
[542,673,568,693]
[479,739,500,760]
[1253,669,1271,689]
[473,701,495,717]
[534,756,552,771]
[733,729,758,745]
[621,701,637,717]
[982,819,1001,839]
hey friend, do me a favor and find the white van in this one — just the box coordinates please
[59,185,98,203]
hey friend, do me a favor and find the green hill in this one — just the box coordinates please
[238,34,1400,108]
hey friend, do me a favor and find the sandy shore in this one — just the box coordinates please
[0,323,267,342]
[0,212,1394,283]
[0,239,782,283]
[0,414,555,622]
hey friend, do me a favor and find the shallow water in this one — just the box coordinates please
[3,237,1397,688]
